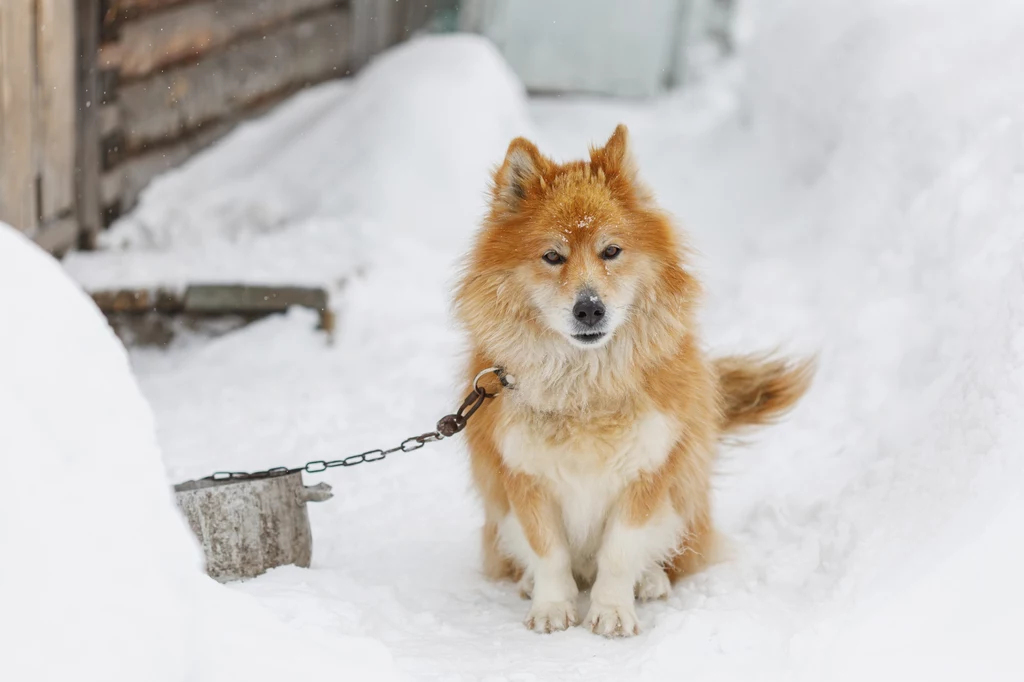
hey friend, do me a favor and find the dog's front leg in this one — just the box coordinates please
[586,489,682,638]
[499,471,578,633]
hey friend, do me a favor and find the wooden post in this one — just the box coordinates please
[76,0,103,247]
[0,1,38,233]
[34,0,79,253]
[117,9,350,153]
[37,1,76,221]
[109,0,339,80]
[0,0,81,251]
[174,472,334,582]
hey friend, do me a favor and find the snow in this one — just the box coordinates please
[0,226,398,681]
[40,3,1024,680]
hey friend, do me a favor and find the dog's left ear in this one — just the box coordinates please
[492,137,548,215]
[590,124,639,184]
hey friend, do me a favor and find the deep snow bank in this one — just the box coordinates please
[738,0,1024,584]
[731,1,1024,677]
[0,224,398,681]
[0,224,198,681]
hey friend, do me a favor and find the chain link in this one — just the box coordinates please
[205,367,514,482]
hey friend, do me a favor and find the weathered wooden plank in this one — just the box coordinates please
[108,0,206,21]
[96,41,122,71]
[0,1,39,232]
[90,284,333,346]
[92,287,181,313]
[99,0,121,43]
[101,167,122,209]
[76,0,104,246]
[98,67,119,105]
[36,0,78,223]
[31,216,79,254]
[101,1,196,42]
[183,284,329,316]
[114,0,340,80]
[119,8,350,152]
[104,113,236,213]
[102,128,125,169]
[99,103,120,136]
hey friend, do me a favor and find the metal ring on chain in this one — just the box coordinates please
[473,366,502,395]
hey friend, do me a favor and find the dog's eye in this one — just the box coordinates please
[601,245,622,260]
[542,251,565,265]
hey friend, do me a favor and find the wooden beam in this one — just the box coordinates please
[102,114,236,213]
[119,8,350,152]
[99,102,121,137]
[0,0,39,232]
[36,0,78,224]
[114,0,341,80]
[108,0,206,21]
[182,284,329,317]
[76,0,104,246]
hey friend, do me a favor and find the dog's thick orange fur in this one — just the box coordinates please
[454,125,812,637]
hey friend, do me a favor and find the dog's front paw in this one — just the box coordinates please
[524,600,578,634]
[586,601,640,638]
[635,566,671,601]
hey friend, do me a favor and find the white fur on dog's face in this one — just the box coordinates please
[530,281,632,351]
[520,236,643,352]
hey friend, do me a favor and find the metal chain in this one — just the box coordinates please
[205,367,514,482]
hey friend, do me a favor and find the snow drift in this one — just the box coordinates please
[0,225,398,682]
[0,225,197,680]
[735,1,1024,677]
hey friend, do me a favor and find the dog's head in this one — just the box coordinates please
[457,125,697,369]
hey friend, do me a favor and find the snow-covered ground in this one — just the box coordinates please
[40,0,1024,679]
[0,227,400,682]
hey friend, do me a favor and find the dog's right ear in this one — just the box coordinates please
[492,137,546,214]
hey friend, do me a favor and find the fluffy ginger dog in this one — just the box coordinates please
[454,124,812,637]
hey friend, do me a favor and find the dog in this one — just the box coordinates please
[454,124,813,637]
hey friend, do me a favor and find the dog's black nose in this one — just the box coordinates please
[573,294,606,327]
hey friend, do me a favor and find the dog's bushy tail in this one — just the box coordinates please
[713,352,815,436]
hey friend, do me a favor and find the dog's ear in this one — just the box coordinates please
[492,137,546,214]
[590,124,639,184]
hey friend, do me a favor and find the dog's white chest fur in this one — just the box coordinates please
[499,408,678,567]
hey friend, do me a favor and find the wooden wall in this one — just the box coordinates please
[0,0,439,253]
[0,1,82,253]
[97,0,354,225]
